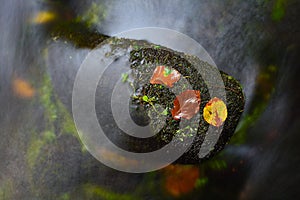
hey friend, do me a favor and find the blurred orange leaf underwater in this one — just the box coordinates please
[97,147,139,168]
[203,97,227,127]
[12,78,35,99]
[171,90,201,120]
[163,165,200,197]
[150,65,181,87]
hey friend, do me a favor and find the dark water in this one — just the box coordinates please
[1,0,299,199]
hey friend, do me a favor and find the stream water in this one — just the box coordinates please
[1,0,299,199]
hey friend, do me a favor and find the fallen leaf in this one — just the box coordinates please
[203,97,227,127]
[150,65,181,87]
[163,165,199,197]
[31,11,56,24]
[171,90,201,120]
[13,78,35,99]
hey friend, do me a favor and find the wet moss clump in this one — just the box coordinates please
[50,21,109,48]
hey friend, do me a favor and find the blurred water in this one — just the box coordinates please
[1,0,299,199]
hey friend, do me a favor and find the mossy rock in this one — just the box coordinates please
[46,20,245,163]
[94,37,245,164]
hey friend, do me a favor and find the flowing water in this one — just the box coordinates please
[1,0,299,199]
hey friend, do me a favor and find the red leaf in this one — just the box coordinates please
[164,165,200,197]
[150,65,181,87]
[171,90,201,120]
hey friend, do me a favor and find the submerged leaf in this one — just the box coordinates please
[171,90,201,120]
[150,65,181,87]
[31,11,56,24]
[12,78,35,99]
[97,147,139,167]
[203,97,227,127]
[163,165,199,197]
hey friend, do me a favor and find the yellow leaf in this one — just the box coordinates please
[31,11,56,24]
[203,97,227,127]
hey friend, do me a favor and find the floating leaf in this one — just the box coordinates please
[150,65,181,87]
[203,97,227,127]
[12,78,35,99]
[171,90,201,120]
[163,165,199,197]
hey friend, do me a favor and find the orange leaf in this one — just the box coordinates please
[12,78,35,99]
[150,65,181,87]
[163,165,199,197]
[97,147,139,168]
[203,97,227,127]
[171,90,201,120]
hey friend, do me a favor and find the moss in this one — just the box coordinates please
[231,64,278,145]
[194,177,208,188]
[39,74,78,137]
[231,103,266,145]
[43,130,56,142]
[50,20,109,48]
[39,74,58,125]
[58,101,77,136]
[205,159,227,170]
[272,0,288,21]
[26,137,44,169]
[76,2,107,28]
[59,193,70,200]
[34,1,109,49]
[26,73,83,170]
[26,130,56,170]
[82,184,139,200]
[0,180,13,200]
